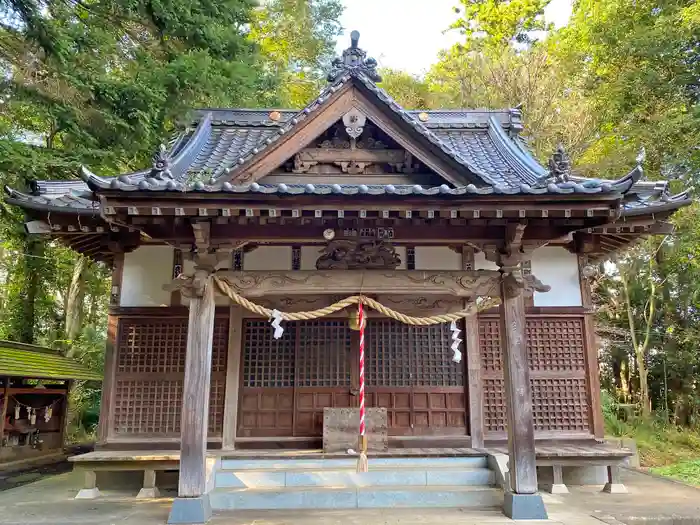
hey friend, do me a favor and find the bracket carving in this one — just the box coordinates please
[478,222,551,299]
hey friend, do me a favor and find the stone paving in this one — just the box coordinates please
[0,467,699,525]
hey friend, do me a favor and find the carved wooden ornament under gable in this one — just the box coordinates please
[316,239,401,270]
[289,119,420,175]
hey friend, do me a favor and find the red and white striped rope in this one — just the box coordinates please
[358,302,366,437]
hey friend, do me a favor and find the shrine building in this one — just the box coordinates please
[5,32,690,524]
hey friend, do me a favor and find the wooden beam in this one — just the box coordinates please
[176,269,504,298]
[178,278,216,498]
[499,279,538,495]
[141,222,578,246]
[222,306,243,449]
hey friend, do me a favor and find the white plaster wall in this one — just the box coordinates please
[120,245,173,307]
[243,246,292,271]
[474,251,499,271]
[300,245,319,271]
[531,246,582,307]
[395,246,407,270]
[414,246,460,270]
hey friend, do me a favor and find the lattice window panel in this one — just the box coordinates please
[113,379,183,435]
[211,319,229,373]
[532,378,589,431]
[113,316,228,437]
[366,320,463,387]
[117,319,187,374]
[297,320,351,387]
[113,379,227,436]
[209,379,226,435]
[483,378,506,432]
[527,318,585,371]
[478,319,502,373]
[242,320,296,387]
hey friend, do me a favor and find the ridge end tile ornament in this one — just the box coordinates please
[327,30,382,83]
[316,239,401,270]
[547,143,571,183]
[149,143,173,180]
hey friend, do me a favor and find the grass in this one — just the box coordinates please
[652,460,700,486]
[603,392,700,484]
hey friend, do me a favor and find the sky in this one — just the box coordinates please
[336,0,574,74]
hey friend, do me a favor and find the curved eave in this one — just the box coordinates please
[80,112,214,191]
[622,191,692,218]
[487,116,547,185]
[4,186,100,216]
[79,181,638,197]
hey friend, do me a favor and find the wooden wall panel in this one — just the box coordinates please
[110,313,228,438]
[479,313,592,439]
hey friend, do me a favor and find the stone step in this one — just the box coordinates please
[219,455,488,472]
[215,467,495,489]
[210,485,503,510]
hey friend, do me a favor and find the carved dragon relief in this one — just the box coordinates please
[169,270,506,298]
[316,239,401,270]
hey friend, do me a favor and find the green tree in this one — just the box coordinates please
[450,0,552,47]
[250,0,343,107]
[552,0,700,183]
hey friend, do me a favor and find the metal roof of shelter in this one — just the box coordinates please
[0,341,102,381]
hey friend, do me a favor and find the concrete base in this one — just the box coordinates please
[537,465,607,486]
[136,487,161,499]
[167,495,212,524]
[548,483,569,494]
[74,487,100,500]
[603,483,628,494]
[503,492,548,520]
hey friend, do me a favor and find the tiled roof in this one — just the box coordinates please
[4,33,691,221]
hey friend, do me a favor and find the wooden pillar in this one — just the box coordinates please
[169,275,216,524]
[179,279,216,497]
[499,282,537,494]
[222,306,243,449]
[60,380,73,448]
[464,312,484,449]
[579,256,605,440]
[499,271,547,519]
[98,252,123,445]
[0,376,9,444]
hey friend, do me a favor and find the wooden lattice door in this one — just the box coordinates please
[238,318,467,438]
[364,320,467,436]
[238,319,353,438]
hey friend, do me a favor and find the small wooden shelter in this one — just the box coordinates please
[4,32,690,522]
[0,341,101,468]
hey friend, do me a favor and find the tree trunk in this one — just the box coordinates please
[621,264,655,418]
[65,256,87,357]
[11,237,44,344]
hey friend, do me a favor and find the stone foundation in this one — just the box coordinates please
[323,407,388,452]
